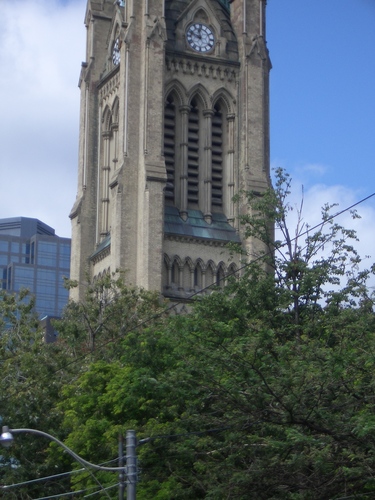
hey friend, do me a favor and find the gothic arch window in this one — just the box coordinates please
[206,261,215,288]
[171,258,181,288]
[163,86,234,221]
[216,262,226,288]
[194,260,204,289]
[212,102,224,209]
[227,262,238,280]
[99,106,113,238]
[162,256,169,290]
[98,98,120,241]
[164,94,177,204]
[187,96,202,208]
[182,260,192,290]
[111,98,119,171]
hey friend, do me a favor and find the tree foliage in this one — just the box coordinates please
[2,169,375,499]
[0,290,75,498]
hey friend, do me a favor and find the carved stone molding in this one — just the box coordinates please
[166,56,238,83]
[90,245,111,265]
[164,234,228,247]
[99,73,120,102]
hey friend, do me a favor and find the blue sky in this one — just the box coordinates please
[0,0,374,268]
[268,0,375,197]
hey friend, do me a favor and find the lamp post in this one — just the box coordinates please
[0,426,137,500]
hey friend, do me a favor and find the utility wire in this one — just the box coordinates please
[1,191,374,404]
[1,468,83,489]
[2,192,374,497]
[83,482,119,498]
[31,482,118,500]
[1,456,120,490]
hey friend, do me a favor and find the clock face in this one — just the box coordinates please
[112,38,120,66]
[186,23,215,53]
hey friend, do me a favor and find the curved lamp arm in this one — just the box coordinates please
[0,426,125,473]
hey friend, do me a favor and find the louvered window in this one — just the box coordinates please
[164,95,176,203]
[212,104,223,208]
[187,99,200,207]
[163,91,233,219]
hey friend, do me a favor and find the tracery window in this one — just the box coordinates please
[98,99,119,240]
[162,255,237,295]
[164,95,176,203]
[163,90,234,220]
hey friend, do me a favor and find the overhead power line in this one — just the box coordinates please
[1,190,374,406]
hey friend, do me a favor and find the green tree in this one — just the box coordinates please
[150,168,375,498]
[4,170,375,499]
[0,290,75,499]
[1,278,168,498]
[55,170,375,499]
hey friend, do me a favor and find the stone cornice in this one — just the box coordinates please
[90,245,111,265]
[98,70,120,101]
[166,54,239,83]
[164,234,229,247]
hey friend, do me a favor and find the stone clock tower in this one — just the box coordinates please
[69,0,271,301]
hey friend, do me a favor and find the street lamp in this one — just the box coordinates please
[0,426,137,500]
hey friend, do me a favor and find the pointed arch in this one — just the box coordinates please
[164,92,178,204]
[102,105,112,133]
[211,100,224,209]
[184,256,194,271]
[193,8,209,24]
[211,91,236,219]
[216,261,226,288]
[164,253,172,268]
[194,258,204,289]
[182,259,192,290]
[112,97,120,123]
[187,83,210,110]
[171,255,183,287]
[164,82,188,207]
[227,262,238,281]
[165,80,187,107]
[212,88,235,115]
[162,254,170,289]
[205,260,216,288]
[162,82,235,219]
[186,94,202,208]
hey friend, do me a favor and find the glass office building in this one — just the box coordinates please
[0,217,71,318]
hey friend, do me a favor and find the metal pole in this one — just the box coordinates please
[126,430,137,500]
[118,434,125,500]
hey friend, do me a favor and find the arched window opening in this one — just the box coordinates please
[162,88,234,220]
[212,103,223,209]
[162,259,169,289]
[194,263,203,289]
[171,260,179,286]
[227,263,238,281]
[99,107,113,239]
[206,264,215,288]
[111,99,119,171]
[216,264,225,288]
[187,98,200,207]
[164,94,176,204]
[183,262,191,290]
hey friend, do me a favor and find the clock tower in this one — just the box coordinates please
[69,0,271,301]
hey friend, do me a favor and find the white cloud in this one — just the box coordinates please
[274,172,375,291]
[0,0,86,237]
